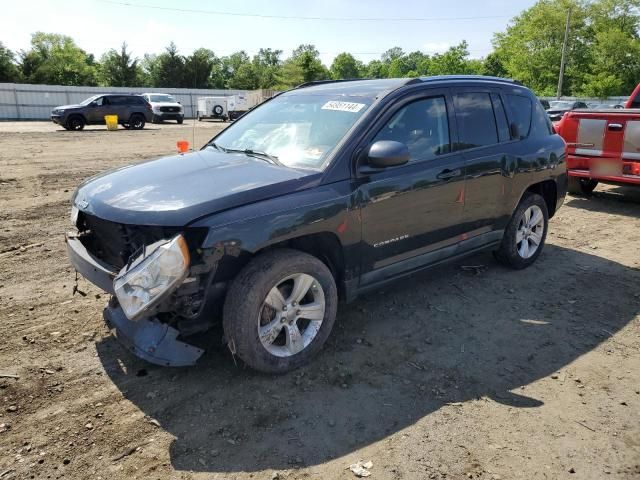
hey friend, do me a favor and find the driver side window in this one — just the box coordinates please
[94,97,105,106]
[373,96,450,162]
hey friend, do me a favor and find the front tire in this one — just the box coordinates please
[66,115,85,131]
[223,249,338,373]
[177,117,183,124]
[494,193,548,270]
[568,177,598,195]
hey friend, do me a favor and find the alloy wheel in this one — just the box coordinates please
[257,273,325,357]
[516,205,544,259]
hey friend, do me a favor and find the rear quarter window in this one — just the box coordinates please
[530,100,553,137]
[505,94,532,139]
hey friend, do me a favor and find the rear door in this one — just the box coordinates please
[452,88,513,232]
[107,96,130,122]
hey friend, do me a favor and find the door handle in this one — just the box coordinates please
[608,123,623,131]
[437,168,462,180]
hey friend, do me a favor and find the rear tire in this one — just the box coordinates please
[223,249,338,374]
[129,114,145,130]
[494,192,548,270]
[568,176,598,195]
[66,115,85,131]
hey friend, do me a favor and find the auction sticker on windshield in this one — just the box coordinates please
[321,101,366,113]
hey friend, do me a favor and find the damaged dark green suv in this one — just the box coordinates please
[66,76,567,373]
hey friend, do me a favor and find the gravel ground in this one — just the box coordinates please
[0,121,639,480]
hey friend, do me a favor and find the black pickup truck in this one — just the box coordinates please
[66,76,567,373]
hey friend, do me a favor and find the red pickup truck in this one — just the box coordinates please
[555,83,640,194]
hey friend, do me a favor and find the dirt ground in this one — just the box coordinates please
[0,120,639,480]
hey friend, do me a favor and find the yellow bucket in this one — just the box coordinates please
[105,115,118,131]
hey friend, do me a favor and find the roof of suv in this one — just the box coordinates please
[96,93,144,97]
[289,75,522,98]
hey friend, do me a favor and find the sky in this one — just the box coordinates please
[1,0,538,65]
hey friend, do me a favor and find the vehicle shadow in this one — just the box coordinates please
[55,128,161,133]
[566,187,640,218]
[96,244,639,473]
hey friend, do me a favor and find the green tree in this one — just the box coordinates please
[99,42,141,87]
[429,41,476,75]
[0,42,21,82]
[330,52,362,79]
[381,47,405,64]
[20,32,98,85]
[492,0,591,96]
[481,52,507,77]
[252,48,282,88]
[139,53,158,86]
[365,59,388,78]
[292,44,329,82]
[583,0,640,95]
[152,42,185,87]
[183,48,216,88]
[228,62,259,89]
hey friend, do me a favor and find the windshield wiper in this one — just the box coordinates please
[224,148,283,166]
[205,141,227,152]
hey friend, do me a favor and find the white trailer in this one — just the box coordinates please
[227,91,277,120]
[197,96,228,121]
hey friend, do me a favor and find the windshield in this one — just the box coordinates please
[80,95,101,106]
[212,93,373,170]
[549,101,574,109]
[148,94,176,103]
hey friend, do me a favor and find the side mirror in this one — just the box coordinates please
[510,122,520,139]
[367,140,410,168]
[177,101,181,105]
[89,101,98,107]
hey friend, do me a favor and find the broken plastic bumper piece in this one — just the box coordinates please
[103,300,204,367]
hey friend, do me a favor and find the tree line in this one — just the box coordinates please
[0,0,638,97]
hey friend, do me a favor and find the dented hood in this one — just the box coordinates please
[72,148,319,226]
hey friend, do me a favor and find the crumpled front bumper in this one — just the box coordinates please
[66,232,204,367]
[104,300,204,367]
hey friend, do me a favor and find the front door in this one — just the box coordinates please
[86,96,112,123]
[356,90,467,283]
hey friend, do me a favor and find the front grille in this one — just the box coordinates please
[160,106,179,113]
[78,213,182,270]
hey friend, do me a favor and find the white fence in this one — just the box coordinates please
[0,83,253,120]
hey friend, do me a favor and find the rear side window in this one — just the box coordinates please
[505,94,532,139]
[453,92,499,149]
[108,96,128,106]
[373,96,450,162]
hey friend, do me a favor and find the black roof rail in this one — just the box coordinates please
[295,78,367,89]
[418,75,523,86]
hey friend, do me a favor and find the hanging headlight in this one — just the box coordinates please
[114,234,190,320]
